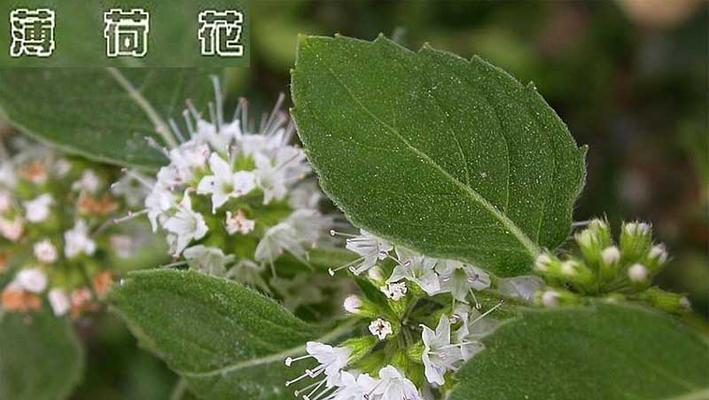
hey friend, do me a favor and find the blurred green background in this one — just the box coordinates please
[72,1,708,398]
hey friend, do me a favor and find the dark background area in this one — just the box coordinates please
[73,1,708,398]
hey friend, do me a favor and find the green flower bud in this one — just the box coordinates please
[535,288,578,308]
[627,263,651,288]
[559,259,595,288]
[643,244,668,273]
[620,221,652,263]
[575,219,612,266]
[641,288,692,314]
[599,245,621,282]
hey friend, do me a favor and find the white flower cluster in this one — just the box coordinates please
[0,138,135,317]
[334,229,492,309]
[279,228,531,398]
[285,342,422,400]
[138,84,330,278]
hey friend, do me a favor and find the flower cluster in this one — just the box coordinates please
[533,218,691,313]
[0,137,143,318]
[285,229,518,399]
[135,80,333,294]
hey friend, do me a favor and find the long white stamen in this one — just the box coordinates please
[284,354,312,367]
[211,75,224,126]
[469,300,504,326]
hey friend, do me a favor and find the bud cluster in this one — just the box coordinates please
[0,137,143,318]
[284,229,511,399]
[132,81,336,298]
[533,218,689,313]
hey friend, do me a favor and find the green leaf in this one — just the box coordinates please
[291,35,586,276]
[110,269,355,400]
[0,310,84,400]
[0,69,216,169]
[450,303,709,400]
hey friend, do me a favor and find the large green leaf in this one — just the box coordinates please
[110,269,355,400]
[0,310,84,400]
[0,69,216,169]
[451,304,709,400]
[291,35,586,276]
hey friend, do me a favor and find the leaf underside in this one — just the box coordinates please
[110,269,351,400]
[0,310,84,400]
[0,69,215,169]
[450,303,709,400]
[291,35,586,276]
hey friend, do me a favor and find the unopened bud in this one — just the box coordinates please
[534,253,559,273]
[367,266,384,282]
[641,288,692,314]
[644,244,668,272]
[620,221,652,262]
[343,295,362,314]
[541,290,560,307]
[601,246,620,265]
[627,263,649,283]
[599,246,621,282]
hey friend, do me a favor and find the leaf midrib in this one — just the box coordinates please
[312,52,541,258]
[176,320,358,378]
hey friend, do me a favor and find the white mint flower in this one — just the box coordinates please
[285,341,351,389]
[196,119,239,151]
[48,288,70,316]
[343,295,362,314]
[344,230,393,275]
[329,371,379,400]
[496,276,544,303]
[436,260,490,302]
[255,222,301,263]
[0,217,24,241]
[253,152,288,205]
[145,185,176,231]
[369,318,393,340]
[375,366,422,400]
[72,169,101,193]
[183,245,234,276]
[381,282,407,301]
[255,210,328,263]
[24,193,53,223]
[34,239,58,264]
[163,193,209,256]
[421,315,462,385]
[453,302,503,360]
[64,219,96,258]
[197,153,255,212]
[15,267,47,293]
[225,210,255,235]
[389,247,440,295]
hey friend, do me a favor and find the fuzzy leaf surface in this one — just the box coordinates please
[110,269,354,400]
[0,69,215,169]
[291,35,586,275]
[450,303,709,400]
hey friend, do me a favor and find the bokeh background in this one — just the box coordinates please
[69,1,707,398]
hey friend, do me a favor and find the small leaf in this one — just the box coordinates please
[450,303,709,400]
[110,269,355,400]
[0,69,216,169]
[0,310,84,400]
[291,35,586,276]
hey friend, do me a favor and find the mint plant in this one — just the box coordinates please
[0,34,706,400]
